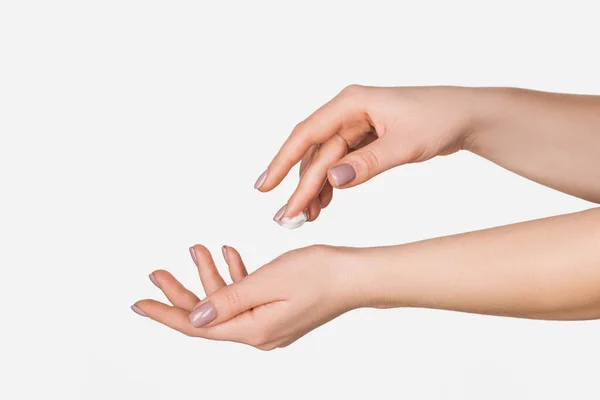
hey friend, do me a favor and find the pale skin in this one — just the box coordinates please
[133,86,600,350]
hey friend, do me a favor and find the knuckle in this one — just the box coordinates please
[305,244,330,254]
[222,289,243,312]
[292,120,307,135]
[292,120,319,145]
[400,144,422,163]
[358,148,380,173]
[341,84,363,97]
[297,244,336,262]
[255,343,278,352]
[246,329,270,348]
[331,133,349,153]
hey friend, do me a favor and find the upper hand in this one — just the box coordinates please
[255,85,478,224]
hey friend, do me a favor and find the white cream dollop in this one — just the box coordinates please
[277,210,308,229]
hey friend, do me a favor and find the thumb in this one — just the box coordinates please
[327,136,406,188]
[188,278,268,328]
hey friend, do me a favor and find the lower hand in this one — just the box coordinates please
[132,244,362,350]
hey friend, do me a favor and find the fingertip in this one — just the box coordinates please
[282,202,305,220]
[307,198,321,222]
[190,244,212,261]
[224,245,243,263]
[319,184,333,208]
[131,304,147,317]
[257,162,289,193]
[149,272,160,288]
[132,300,156,317]
[273,204,287,221]
[282,194,315,219]
[134,299,154,308]
[254,170,268,190]
[222,245,229,264]
[189,246,198,266]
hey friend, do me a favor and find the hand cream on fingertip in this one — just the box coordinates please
[277,210,308,229]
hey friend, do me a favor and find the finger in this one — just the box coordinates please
[222,245,248,283]
[189,273,276,328]
[319,182,333,208]
[149,270,200,311]
[298,134,375,215]
[311,132,374,209]
[312,132,373,208]
[135,298,281,346]
[133,299,201,337]
[352,131,378,151]
[328,135,409,189]
[311,134,374,211]
[190,245,226,295]
[283,134,347,218]
[256,85,371,193]
[307,198,321,222]
[133,299,239,341]
[299,144,319,177]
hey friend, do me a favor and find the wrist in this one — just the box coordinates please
[329,245,407,310]
[323,246,373,311]
[461,86,525,153]
[333,244,434,310]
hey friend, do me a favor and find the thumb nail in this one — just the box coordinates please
[189,302,217,328]
[329,164,356,186]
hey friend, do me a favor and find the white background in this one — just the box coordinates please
[1,1,599,399]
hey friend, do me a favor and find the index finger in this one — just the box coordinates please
[255,86,366,192]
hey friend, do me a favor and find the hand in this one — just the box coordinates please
[132,244,362,350]
[255,85,478,224]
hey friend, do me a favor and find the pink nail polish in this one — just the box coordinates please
[149,273,159,288]
[131,305,147,317]
[254,170,268,190]
[329,164,356,186]
[189,247,198,266]
[273,204,286,221]
[222,246,229,263]
[189,302,217,328]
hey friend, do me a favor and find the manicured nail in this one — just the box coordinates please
[149,273,159,288]
[221,246,229,264]
[273,204,287,221]
[189,302,217,328]
[131,305,147,317]
[329,164,356,186]
[254,170,268,190]
[189,247,197,266]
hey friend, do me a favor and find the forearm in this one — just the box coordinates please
[466,88,600,203]
[346,207,600,320]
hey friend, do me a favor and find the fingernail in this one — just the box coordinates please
[189,246,197,266]
[189,302,217,328]
[221,246,229,264]
[131,305,147,317]
[149,273,159,288]
[329,164,356,186]
[273,204,287,221]
[254,170,268,190]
